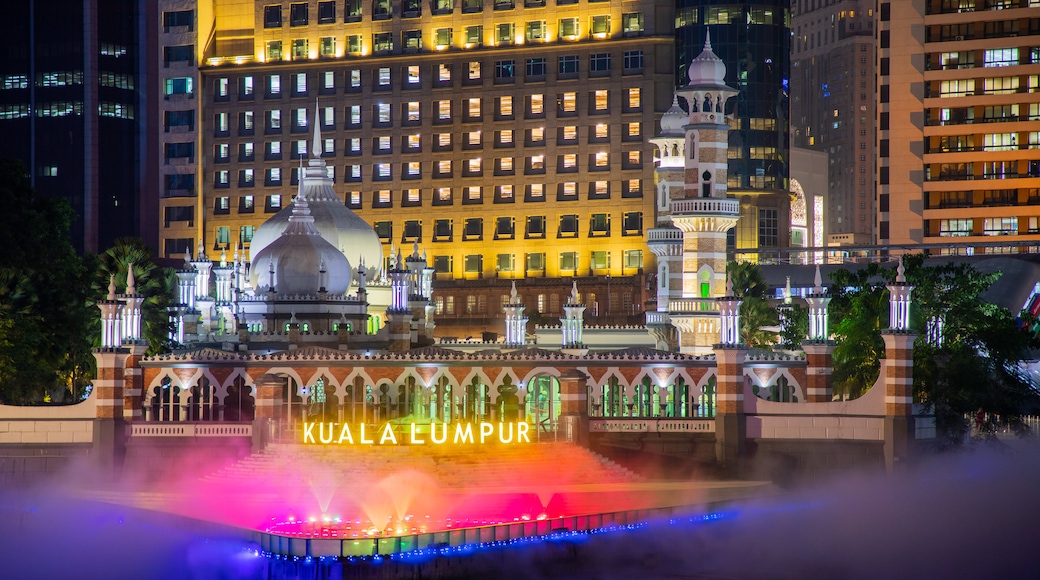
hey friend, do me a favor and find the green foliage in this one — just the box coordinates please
[726,261,777,349]
[903,255,1038,443]
[0,160,95,404]
[829,263,892,399]
[778,303,810,351]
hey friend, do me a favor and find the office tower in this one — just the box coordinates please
[0,0,157,254]
[674,0,792,252]
[157,0,676,332]
[791,0,875,244]
[879,0,1040,250]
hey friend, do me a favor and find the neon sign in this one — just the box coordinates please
[302,422,532,445]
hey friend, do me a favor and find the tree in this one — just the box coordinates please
[903,255,1038,444]
[829,263,892,400]
[777,303,809,351]
[726,261,778,349]
[0,160,95,404]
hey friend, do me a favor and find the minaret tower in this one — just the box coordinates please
[503,282,528,348]
[659,32,741,355]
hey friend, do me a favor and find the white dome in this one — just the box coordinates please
[250,198,353,295]
[251,159,383,279]
[660,94,686,135]
[687,32,728,87]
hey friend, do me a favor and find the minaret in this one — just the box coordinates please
[192,241,215,333]
[503,282,528,348]
[98,274,123,348]
[803,265,836,402]
[662,32,741,355]
[385,248,412,351]
[120,262,144,344]
[560,282,587,352]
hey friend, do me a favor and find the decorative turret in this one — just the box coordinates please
[805,266,831,341]
[802,265,836,402]
[120,262,144,344]
[560,282,586,350]
[503,282,528,348]
[716,274,742,346]
[98,274,123,348]
[387,249,410,313]
[887,261,913,331]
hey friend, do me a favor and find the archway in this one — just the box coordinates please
[524,374,561,441]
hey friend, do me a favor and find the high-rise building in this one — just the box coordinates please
[674,0,792,252]
[791,0,875,243]
[157,0,675,332]
[0,0,157,254]
[879,0,1040,250]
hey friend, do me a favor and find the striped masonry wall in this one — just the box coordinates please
[882,332,915,417]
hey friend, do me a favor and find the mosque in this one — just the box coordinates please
[0,38,929,500]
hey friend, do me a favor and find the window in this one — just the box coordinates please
[526,216,546,238]
[164,77,193,95]
[376,103,391,124]
[758,208,779,247]
[215,196,231,214]
[375,221,392,241]
[291,39,309,59]
[164,45,193,64]
[239,169,255,187]
[590,213,610,236]
[627,88,641,110]
[558,181,577,200]
[496,157,514,175]
[465,159,482,176]
[591,251,609,270]
[527,155,545,173]
[405,163,421,178]
[622,211,642,235]
[348,105,360,126]
[559,18,579,39]
[526,253,546,272]
[467,98,482,118]
[625,122,641,140]
[558,214,579,237]
[495,217,515,239]
[374,33,393,53]
[496,254,515,273]
[591,15,610,36]
[939,218,972,236]
[290,2,308,26]
[590,180,609,199]
[438,64,451,82]
[592,90,608,112]
[434,257,453,278]
[241,225,255,244]
[266,194,282,212]
[436,160,452,176]
[436,100,452,121]
[593,123,608,141]
[623,249,643,270]
[435,187,453,205]
[376,136,391,152]
[497,130,513,146]
[560,252,578,271]
[623,179,641,198]
[215,112,229,134]
[526,184,544,201]
[983,217,1017,235]
[559,154,578,172]
[318,1,335,24]
[559,92,576,114]
[526,21,546,42]
[264,5,282,28]
[239,142,255,161]
[496,184,514,202]
[625,150,641,168]
[240,195,256,213]
[497,23,515,45]
[215,143,230,162]
[593,151,609,169]
[434,219,453,241]
[529,94,544,117]
[265,168,281,185]
[466,26,483,48]
[373,190,392,207]
[528,127,545,144]
[404,31,422,52]
[293,73,307,95]
[435,28,452,49]
[464,255,482,275]
[267,41,283,60]
[347,35,363,54]
[436,133,452,150]
[267,74,281,95]
[984,48,1019,68]
[559,126,577,143]
[591,53,611,72]
[215,170,230,188]
[216,227,231,248]
[375,163,392,180]
[464,186,482,203]
[373,0,392,18]
[463,218,483,240]
[403,220,422,241]
[404,102,420,124]
[526,58,547,77]
[319,37,335,56]
[559,55,579,75]
[495,60,515,79]
[624,50,643,69]
[622,13,643,35]
[216,78,229,99]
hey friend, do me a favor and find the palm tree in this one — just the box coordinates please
[726,261,777,348]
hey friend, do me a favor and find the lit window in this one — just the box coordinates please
[466,186,482,201]
[561,154,577,169]
[466,27,483,48]
[499,96,513,116]
[594,90,608,111]
[467,131,482,146]
[407,65,420,84]
[528,183,544,199]
[562,126,577,141]
[438,64,451,82]
[526,20,546,42]
[626,122,640,138]
[378,68,391,86]
[591,15,610,36]
[499,157,514,171]
[350,70,361,88]
[377,103,391,123]
[407,134,421,149]
[499,130,513,145]
[627,88,641,109]
[435,28,452,49]
[595,152,609,167]
[406,162,420,176]
[559,17,579,39]
[529,127,544,143]
[595,124,608,139]
[530,94,543,115]
[468,61,481,79]
[438,101,451,120]
[438,160,452,174]
[467,158,482,173]
[467,98,481,117]
[560,92,576,112]
[438,133,451,147]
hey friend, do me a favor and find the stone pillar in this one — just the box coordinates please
[385,311,412,352]
[713,345,747,472]
[121,344,148,421]
[253,373,284,451]
[92,348,129,478]
[557,370,589,446]
[882,331,916,472]
[802,342,835,402]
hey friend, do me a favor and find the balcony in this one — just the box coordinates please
[668,298,719,314]
[670,197,740,216]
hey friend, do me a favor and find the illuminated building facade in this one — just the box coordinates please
[674,0,792,252]
[0,0,158,253]
[157,0,676,334]
[879,0,1040,250]
[791,0,876,241]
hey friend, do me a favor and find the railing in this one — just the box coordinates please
[130,422,252,437]
[668,298,719,313]
[645,311,669,325]
[647,227,683,243]
[671,198,740,216]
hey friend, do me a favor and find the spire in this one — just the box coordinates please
[184,248,192,268]
[814,265,824,294]
[311,99,322,158]
[896,259,906,283]
[126,262,136,295]
[725,272,734,297]
[510,281,518,304]
[570,281,579,304]
[107,274,116,300]
[784,276,792,304]
[704,28,711,51]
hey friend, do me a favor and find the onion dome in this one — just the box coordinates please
[250,108,383,279]
[687,30,728,88]
[250,196,352,295]
[659,93,686,135]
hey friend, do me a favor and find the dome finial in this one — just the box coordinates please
[705,28,711,51]
[126,262,136,295]
[311,98,322,158]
